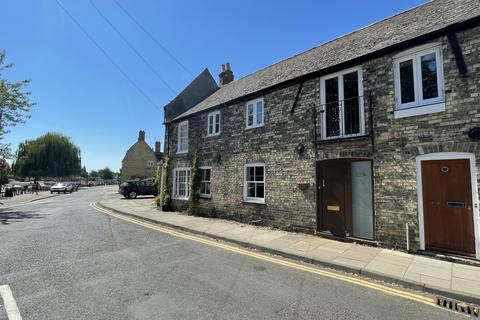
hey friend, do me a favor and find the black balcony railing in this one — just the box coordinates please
[313,92,373,142]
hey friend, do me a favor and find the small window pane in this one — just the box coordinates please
[421,52,439,100]
[205,168,211,181]
[247,104,254,126]
[247,183,255,197]
[256,183,264,198]
[256,101,263,125]
[399,59,415,104]
[343,72,360,135]
[247,167,254,181]
[215,114,220,132]
[325,77,340,137]
[255,166,264,181]
[208,116,213,134]
[205,182,210,195]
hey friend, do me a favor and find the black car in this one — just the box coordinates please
[119,180,158,199]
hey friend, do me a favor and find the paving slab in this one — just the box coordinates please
[332,257,368,270]
[406,263,452,281]
[451,277,480,297]
[364,260,409,279]
[421,275,451,290]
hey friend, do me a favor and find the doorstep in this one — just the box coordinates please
[97,198,480,304]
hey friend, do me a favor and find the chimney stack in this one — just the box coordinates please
[155,141,161,153]
[219,62,234,86]
[138,130,145,141]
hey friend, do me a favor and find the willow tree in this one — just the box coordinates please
[14,133,81,178]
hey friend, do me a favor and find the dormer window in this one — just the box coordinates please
[246,98,264,129]
[393,44,445,118]
[207,111,221,136]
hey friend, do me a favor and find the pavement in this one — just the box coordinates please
[98,195,480,304]
[0,186,466,319]
[0,192,59,206]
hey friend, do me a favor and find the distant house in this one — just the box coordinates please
[163,0,480,259]
[121,131,163,181]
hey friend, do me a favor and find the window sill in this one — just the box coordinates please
[313,135,370,145]
[172,197,188,201]
[176,150,188,154]
[394,102,445,119]
[206,133,221,138]
[245,124,264,130]
[241,199,266,205]
[200,194,211,199]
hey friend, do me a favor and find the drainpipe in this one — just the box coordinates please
[405,223,410,252]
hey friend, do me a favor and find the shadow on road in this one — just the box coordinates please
[120,196,155,200]
[0,208,43,225]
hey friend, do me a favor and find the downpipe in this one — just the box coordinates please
[405,223,410,252]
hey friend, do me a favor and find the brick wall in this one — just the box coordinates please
[167,23,480,251]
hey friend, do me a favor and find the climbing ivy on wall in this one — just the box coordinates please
[157,155,171,210]
[187,151,201,215]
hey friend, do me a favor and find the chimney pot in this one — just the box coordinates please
[138,130,145,141]
[219,63,234,86]
[155,141,161,153]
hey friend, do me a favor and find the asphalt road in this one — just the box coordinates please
[0,187,466,320]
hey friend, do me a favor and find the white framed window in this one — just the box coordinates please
[177,120,188,153]
[173,167,191,200]
[207,111,221,136]
[246,98,264,129]
[320,67,364,140]
[147,160,155,168]
[394,44,445,118]
[243,163,265,204]
[199,167,212,198]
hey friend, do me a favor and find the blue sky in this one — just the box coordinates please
[2,0,424,171]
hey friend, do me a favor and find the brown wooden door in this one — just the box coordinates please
[421,159,476,256]
[317,161,351,237]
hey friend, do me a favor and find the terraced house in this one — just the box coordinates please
[163,0,480,260]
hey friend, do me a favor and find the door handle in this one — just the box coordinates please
[322,179,326,188]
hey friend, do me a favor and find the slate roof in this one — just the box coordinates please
[172,0,480,121]
[164,68,219,122]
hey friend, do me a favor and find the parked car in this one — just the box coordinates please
[119,180,158,199]
[50,183,73,194]
[68,183,78,192]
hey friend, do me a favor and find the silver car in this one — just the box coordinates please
[50,183,73,194]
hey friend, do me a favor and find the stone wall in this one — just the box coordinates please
[167,24,480,251]
[122,141,159,180]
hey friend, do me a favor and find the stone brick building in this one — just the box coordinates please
[121,131,163,181]
[164,0,480,259]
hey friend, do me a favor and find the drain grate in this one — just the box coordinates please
[437,296,479,317]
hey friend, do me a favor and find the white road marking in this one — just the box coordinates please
[0,285,22,320]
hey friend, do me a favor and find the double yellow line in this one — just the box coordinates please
[90,202,435,306]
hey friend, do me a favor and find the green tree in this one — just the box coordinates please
[0,51,35,158]
[89,170,99,178]
[0,159,10,186]
[14,132,81,178]
[98,167,114,180]
[80,166,88,178]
